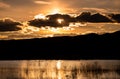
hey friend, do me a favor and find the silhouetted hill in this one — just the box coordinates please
[0,30,120,60]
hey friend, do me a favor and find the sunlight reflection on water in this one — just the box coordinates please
[0,60,120,79]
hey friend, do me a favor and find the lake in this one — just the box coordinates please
[0,60,120,79]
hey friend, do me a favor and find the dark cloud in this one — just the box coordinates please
[0,18,22,32]
[29,13,118,27]
[29,14,73,27]
[108,14,120,22]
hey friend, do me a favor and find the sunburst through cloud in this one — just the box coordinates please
[0,1,120,79]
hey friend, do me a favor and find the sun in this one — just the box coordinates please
[50,8,61,14]
[57,19,64,24]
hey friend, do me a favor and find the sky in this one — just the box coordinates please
[0,0,120,21]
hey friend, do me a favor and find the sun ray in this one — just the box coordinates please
[56,60,61,70]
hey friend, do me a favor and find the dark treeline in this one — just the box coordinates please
[0,30,120,60]
[29,12,120,27]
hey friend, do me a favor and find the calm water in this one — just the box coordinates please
[0,60,120,79]
[0,23,120,40]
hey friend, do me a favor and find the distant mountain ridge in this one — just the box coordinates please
[0,30,120,60]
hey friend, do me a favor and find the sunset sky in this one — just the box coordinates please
[0,0,120,21]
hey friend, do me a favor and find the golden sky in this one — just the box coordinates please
[0,0,120,21]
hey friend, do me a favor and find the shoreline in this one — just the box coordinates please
[0,31,120,60]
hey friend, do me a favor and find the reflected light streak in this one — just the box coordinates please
[57,60,61,70]
[56,60,62,79]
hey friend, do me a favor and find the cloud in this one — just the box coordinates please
[34,0,51,5]
[29,14,74,27]
[59,0,120,10]
[81,8,108,13]
[1,0,51,7]
[0,18,22,32]
[1,0,120,21]
[1,0,35,7]
[62,8,108,14]
[0,2,10,9]
[1,0,120,9]
[28,12,118,28]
